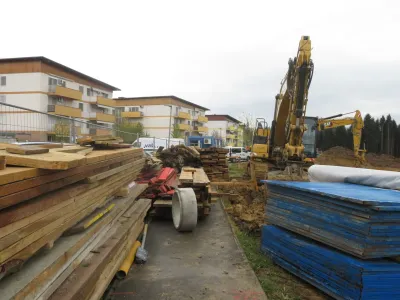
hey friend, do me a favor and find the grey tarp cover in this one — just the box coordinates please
[308,165,400,190]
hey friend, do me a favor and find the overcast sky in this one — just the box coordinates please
[3,0,400,124]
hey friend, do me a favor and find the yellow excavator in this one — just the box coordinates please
[249,36,314,180]
[315,110,366,165]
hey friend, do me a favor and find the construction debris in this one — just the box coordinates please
[199,147,229,181]
[0,145,149,300]
[157,145,202,171]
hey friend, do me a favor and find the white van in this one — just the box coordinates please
[225,146,251,161]
[132,137,185,153]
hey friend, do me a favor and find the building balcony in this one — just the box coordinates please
[48,85,82,100]
[226,134,236,139]
[196,115,208,123]
[175,112,191,120]
[177,124,191,131]
[121,111,143,118]
[96,96,116,107]
[48,105,82,118]
[228,126,238,132]
[83,112,116,123]
[194,126,208,133]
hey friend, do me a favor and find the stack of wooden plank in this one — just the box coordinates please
[153,167,212,216]
[0,145,150,300]
[77,135,132,149]
[199,147,229,181]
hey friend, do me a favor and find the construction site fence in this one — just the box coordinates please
[0,102,150,144]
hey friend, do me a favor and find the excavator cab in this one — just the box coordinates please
[251,118,269,160]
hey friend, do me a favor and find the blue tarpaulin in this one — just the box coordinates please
[264,181,400,258]
[261,225,400,300]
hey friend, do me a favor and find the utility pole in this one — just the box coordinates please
[165,105,172,148]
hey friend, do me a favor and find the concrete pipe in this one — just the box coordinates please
[172,188,198,232]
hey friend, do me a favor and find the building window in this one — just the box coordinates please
[101,92,108,98]
[192,110,195,116]
[0,76,6,86]
[188,110,191,116]
[48,77,57,86]
[79,103,84,111]
[79,86,84,93]
[87,88,93,96]
[128,107,139,112]
[187,120,191,125]
[175,107,179,115]
[0,95,6,103]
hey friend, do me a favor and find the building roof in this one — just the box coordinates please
[115,95,210,111]
[205,114,242,124]
[0,56,120,91]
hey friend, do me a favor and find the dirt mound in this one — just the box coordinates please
[315,146,358,167]
[221,184,265,233]
[316,146,400,171]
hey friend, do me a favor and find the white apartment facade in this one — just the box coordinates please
[0,57,119,141]
[114,96,209,139]
[206,114,243,146]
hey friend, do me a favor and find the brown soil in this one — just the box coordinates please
[315,146,400,171]
[221,182,266,233]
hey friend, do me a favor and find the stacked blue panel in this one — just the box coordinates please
[265,181,400,259]
[261,225,400,300]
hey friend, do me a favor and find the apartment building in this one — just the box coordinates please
[0,57,119,141]
[206,114,243,146]
[114,96,209,138]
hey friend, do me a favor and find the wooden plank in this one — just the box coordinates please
[193,168,210,186]
[0,167,142,239]
[85,148,143,165]
[0,194,135,300]
[1,150,85,170]
[48,199,151,300]
[0,167,52,186]
[94,143,132,149]
[64,203,116,235]
[0,156,5,170]
[0,171,140,262]
[84,159,144,183]
[0,153,141,197]
[6,146,49,155]
[76,147,93,156]
[0,160,144,231]
[0,173,140,272]
[179,171,193,183]
[93,138,124,145]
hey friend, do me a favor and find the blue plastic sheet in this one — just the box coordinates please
[264,181,400,258]
[261,225,400,300]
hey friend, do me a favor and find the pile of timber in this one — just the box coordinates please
[77,135,132,149]
[199,147,229,181]
[157,144,202,171]
[0,145,150,300]
[154,167,212,217]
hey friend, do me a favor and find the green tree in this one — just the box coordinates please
[172,123,183,138]
[114,120,144,144]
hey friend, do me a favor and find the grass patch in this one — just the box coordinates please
[223,198,324,300]
[228,162,247,178]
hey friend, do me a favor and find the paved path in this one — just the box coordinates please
[112,201,267,300]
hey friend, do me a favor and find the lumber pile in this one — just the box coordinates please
[77,135,132,149]
[156,167,211,216]
[0,146,149,300]
[199,147,229,181]
[157,144,202,171]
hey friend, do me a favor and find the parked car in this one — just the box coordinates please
[224,146,251,162]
